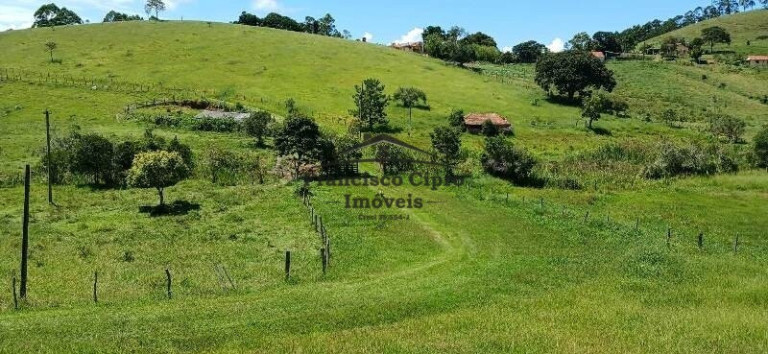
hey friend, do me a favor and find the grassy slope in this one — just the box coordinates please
[0,21,768,353]
[646,10,768,55]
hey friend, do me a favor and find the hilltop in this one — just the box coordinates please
[645,10,768,55]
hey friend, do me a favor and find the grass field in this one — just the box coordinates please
[1,17,768,353]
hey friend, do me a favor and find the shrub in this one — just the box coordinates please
[70,133,115,185]
[430,126,463,174]
[448,109,465,128]
[481,120,500,137]
[481,136,537,184]
[708,114,746,143]
[205,147,243,184]
[375,145,414,175]
[754,126,768,169]
[243,111,273,146]
[642,142,740,179]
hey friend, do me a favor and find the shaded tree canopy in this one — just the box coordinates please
[33,3,83,28]
[535,51,616,100]
[103,11,143,22]
[512,41,548,63]
[236,11,346,37]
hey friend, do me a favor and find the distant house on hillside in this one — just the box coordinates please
[591,51,606,62]
[391,42,424,53]
[464,113,512,134]
[195,110,250,121]
[747,55,768,67]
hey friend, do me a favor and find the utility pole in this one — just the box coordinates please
[45,110,53,205]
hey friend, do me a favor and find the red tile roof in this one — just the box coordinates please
[591,51,605,59]
[747,55,768,61]
[464,113,511,127]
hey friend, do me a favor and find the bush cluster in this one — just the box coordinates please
[481,136,538,184]
[42,129,194,187]
[641,142,740,179]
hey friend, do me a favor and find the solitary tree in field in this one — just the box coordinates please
[535,51,616,100]
[430,126,462,175]
[701,26,731,53]
[128,151,190,206]
[581,92,609,129]
[145,0,166,20]
[393,87,427,134]
[45,41,58,63]
[351,79,390,131]
[689,37,705,63]
[243,111,273,147]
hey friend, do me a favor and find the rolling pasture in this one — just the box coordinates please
[1,13,767,353]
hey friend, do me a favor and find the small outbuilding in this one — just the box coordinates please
[747,55,768,67]
[463,113,512,134]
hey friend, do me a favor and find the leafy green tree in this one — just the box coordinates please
[70,133,115,185]
[45,41,57,63]
[128,151,190,206]
[592,31,622,52]
[754,125,768,168]
[144,0,166,20]
[430,126,462,174]
[393,87,427,133]
[103,11,142,22]
[460,32,498,48]
[351,79,390,131]
[568,32,594,51]
[274,114,323,178]
[448,109,465,128]
[701,26,731,53]
[243,111,274,146]
[512,41,548,63]
[535,51,617,100]
[33,4,83,27]
[739,0,756,11]
[581,92,609,129]
[689,37,705,63]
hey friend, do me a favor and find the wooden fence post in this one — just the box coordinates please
[698,232,704,250]
[321,248,327,275]
[733,235,739,254]
[12,277,18,310]
[667,228,672,248]
[93,271,98,303]
[165,268,172,299]
[20,165,30,300]
[285,251,291,281]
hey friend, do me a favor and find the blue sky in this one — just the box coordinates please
[2,0,706,50]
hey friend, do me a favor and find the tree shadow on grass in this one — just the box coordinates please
[590,126,612,136]
[544,95,583,107]
[139,200,200,217]
[366,125,404,135]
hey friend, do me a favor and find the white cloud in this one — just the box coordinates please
[0,4,33,31]
[363,32,373,42]
[392,27,423,45]
[546,38,565,53]
[501,46,513,53]
[253,0,280,13]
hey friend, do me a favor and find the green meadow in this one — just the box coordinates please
[1,10,768,353]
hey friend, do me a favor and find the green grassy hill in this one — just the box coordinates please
[1,20,768,353]
[646,9,768,55]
